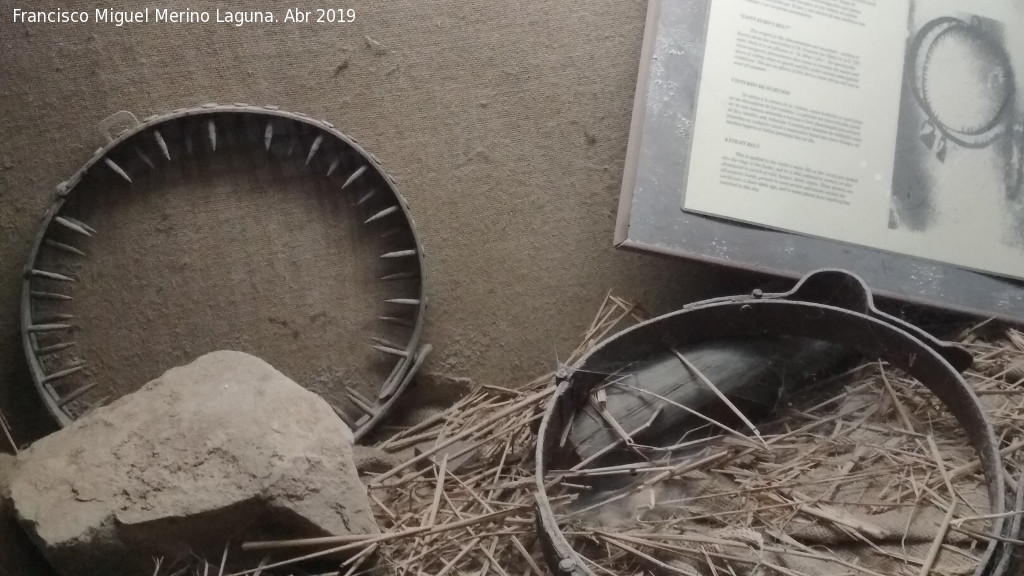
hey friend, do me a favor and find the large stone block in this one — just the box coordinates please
[9,351,378,576]
[1,453,52,576]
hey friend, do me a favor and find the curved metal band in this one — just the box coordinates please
[535,269,1016,576]
[908,17,1013,148]
[21,104,430,441]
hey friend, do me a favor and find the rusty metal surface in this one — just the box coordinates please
[20,104,430,441]
[535,269,1021,576]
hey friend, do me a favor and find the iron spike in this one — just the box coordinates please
[154,129,171,160]
[379,316,415,328]
[379,343,432,402]
[31,291,73,302]
[306,135,323,165]
[184,132,194,155]
[385,298,421,306]
[45,239,87,257]
[208,120,217,151]
[136,147,155,169]
[43,363,86,384]
[264,122,274,150]
[326,156,342,176]
[356,190,377,206]
[104,158,132,184]
[81,396,111,417]
[345,388,377,415]
[64,216,97,234]
[372,336,404,349]
[380,271,419,282]
[380,228,404,240]
[371,344,409,358]
[364,206,399,224]
[54,216,93,237]
[29,269,76,282]
[34,341,77,356]
[378,380,399,403]
[27,323,72,333]
[34,313,76,323]
[332,403,357,428]
[381,250,417,259]
[355,414,372,428]
[341,165,368,189]
[58,382,99,407]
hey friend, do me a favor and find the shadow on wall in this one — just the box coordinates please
[0,353,59,451]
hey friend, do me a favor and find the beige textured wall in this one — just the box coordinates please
[0,0,749,443]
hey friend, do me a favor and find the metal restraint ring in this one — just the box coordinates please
[535,269,1023,576]
[21,105,431,441]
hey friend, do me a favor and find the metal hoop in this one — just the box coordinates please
[535,269,1020,576]
[21,104,431,440]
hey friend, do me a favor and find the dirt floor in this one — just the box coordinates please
[0,0,754,444]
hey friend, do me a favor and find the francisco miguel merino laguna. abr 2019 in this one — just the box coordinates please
[11,8,276,27]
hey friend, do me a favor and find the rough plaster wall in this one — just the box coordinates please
[0,0,751,443]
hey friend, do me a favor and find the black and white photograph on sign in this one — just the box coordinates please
[889,3,1024,249]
